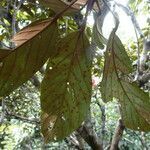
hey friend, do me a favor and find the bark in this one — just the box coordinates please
[65,135,83,150]
[110,119,125,150]
[75,132,85,149]
[77,118,103,150]
[30,66,46,88]
[95,100,106,146]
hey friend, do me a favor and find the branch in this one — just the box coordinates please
[65,134,83,150]
[30,66,46,87]
[139,40,150,72]
[31,75,41,88]
[77,117,103,150]
[95,100,106,146]
[96,0,109,27]
[110,119,125,150]
[6,111,40,124]
[75,132,85,150]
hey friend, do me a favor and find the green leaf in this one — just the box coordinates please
[101,31,150,131]
[0,49,12,61]
[41,31,92,142]
[101,32,132,102]
[38,0,79,15]
[0,19,58,96]
[119,81,150,131]
[92,24,107,49]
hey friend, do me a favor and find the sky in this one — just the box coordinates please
[88,0,148,85]
[87,0,148,44]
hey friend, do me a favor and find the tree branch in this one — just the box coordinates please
[110,119,125,150]
[77,117,103,150]
[6,111,40,124]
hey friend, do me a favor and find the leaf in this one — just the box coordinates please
[101,32,132,102]
[41,31,92,142]
[101,31,150,131]
[0,19,58,96]
[38,0,79,15]
[0,49,12,61]
[38,0,98,15]
[92,24,107,49]
[119,81,150,131]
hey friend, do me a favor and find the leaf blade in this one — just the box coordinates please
[101,33,132,102]
[38,0,78,15]
[41,31,92,141]
[101,31,150,131]
[119,81,150,131]
[0,19,58,96]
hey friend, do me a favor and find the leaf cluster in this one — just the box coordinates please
[0,0,149,143]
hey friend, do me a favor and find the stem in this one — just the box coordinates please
[110,119,125,150]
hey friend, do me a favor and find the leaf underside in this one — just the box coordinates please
[119,81,150,131]
[92,24,106,49]
[101,33,133,102]
[101,31,150,131]
[0,19,58,96]
[0,49,12,61]
[38,0,97,15]
[38,0,81,14]
[41,31,92,142]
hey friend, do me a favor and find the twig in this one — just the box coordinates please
[31,75,41,88]
[139,40,150,72]
[77,112,103,150]
[65,134,83,150]
[95,100,106,146]
[6,111,40,124]
[96,0,109,27]
[110,119,125,150]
